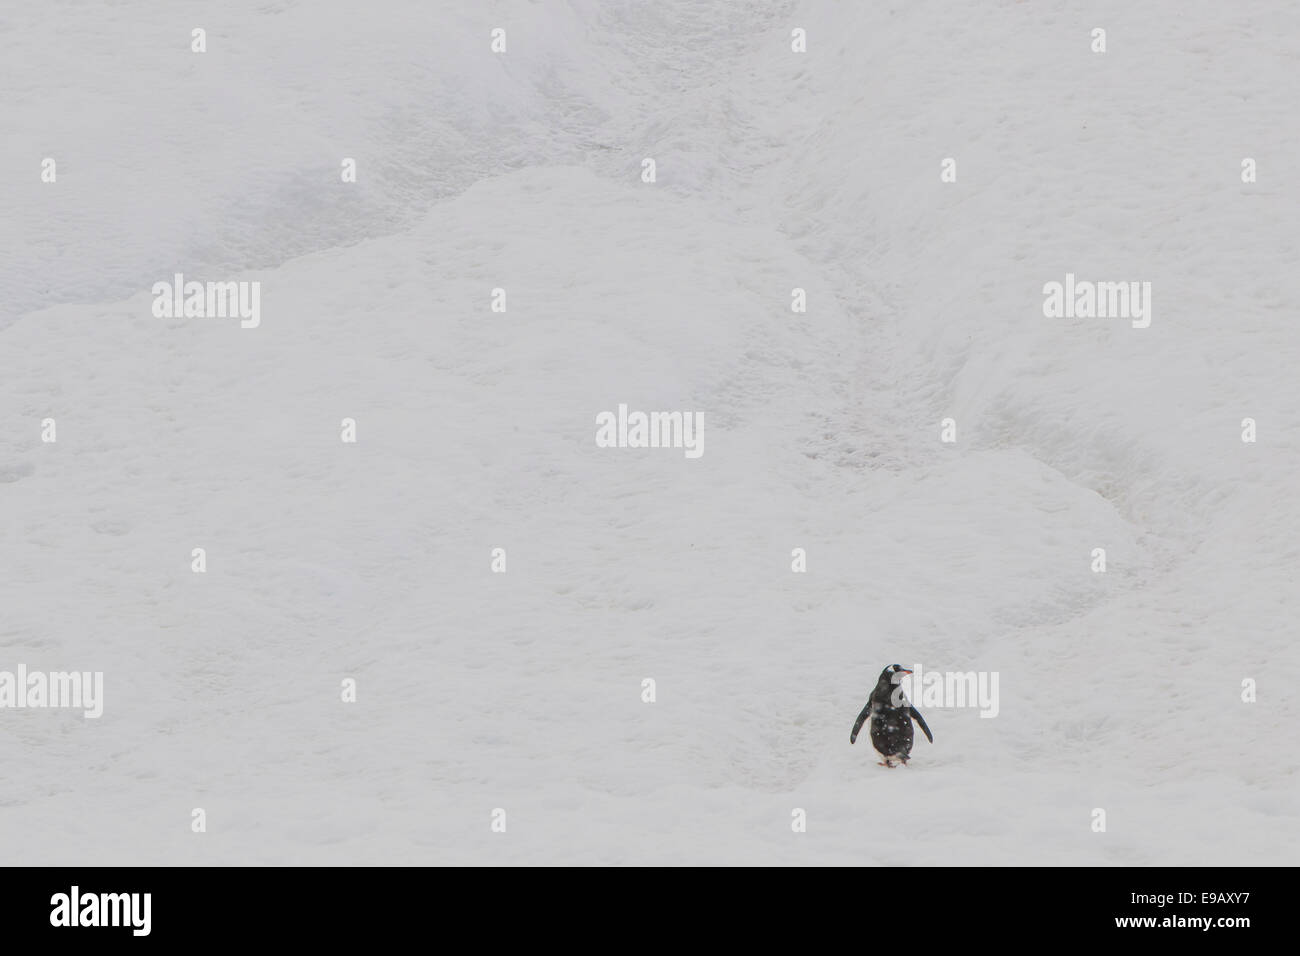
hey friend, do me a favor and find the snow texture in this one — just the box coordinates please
[1,0,1297,864]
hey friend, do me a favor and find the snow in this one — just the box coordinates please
[1,0,1296,864]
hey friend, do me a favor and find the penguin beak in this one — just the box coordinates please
[898,669,913,675]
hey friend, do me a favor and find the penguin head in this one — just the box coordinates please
[879,664,912,687]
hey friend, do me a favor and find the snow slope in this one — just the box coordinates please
[1,0,1296,864]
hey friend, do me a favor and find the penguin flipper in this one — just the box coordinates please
[850,703,871,744]
[909,707,933,743]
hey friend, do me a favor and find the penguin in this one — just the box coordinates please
[849,665,933,767]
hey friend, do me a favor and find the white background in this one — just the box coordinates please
[1,0,1296,864]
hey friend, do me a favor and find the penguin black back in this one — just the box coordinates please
[850,664,933,767]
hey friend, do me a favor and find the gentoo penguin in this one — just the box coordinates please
[849,665,933,767]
